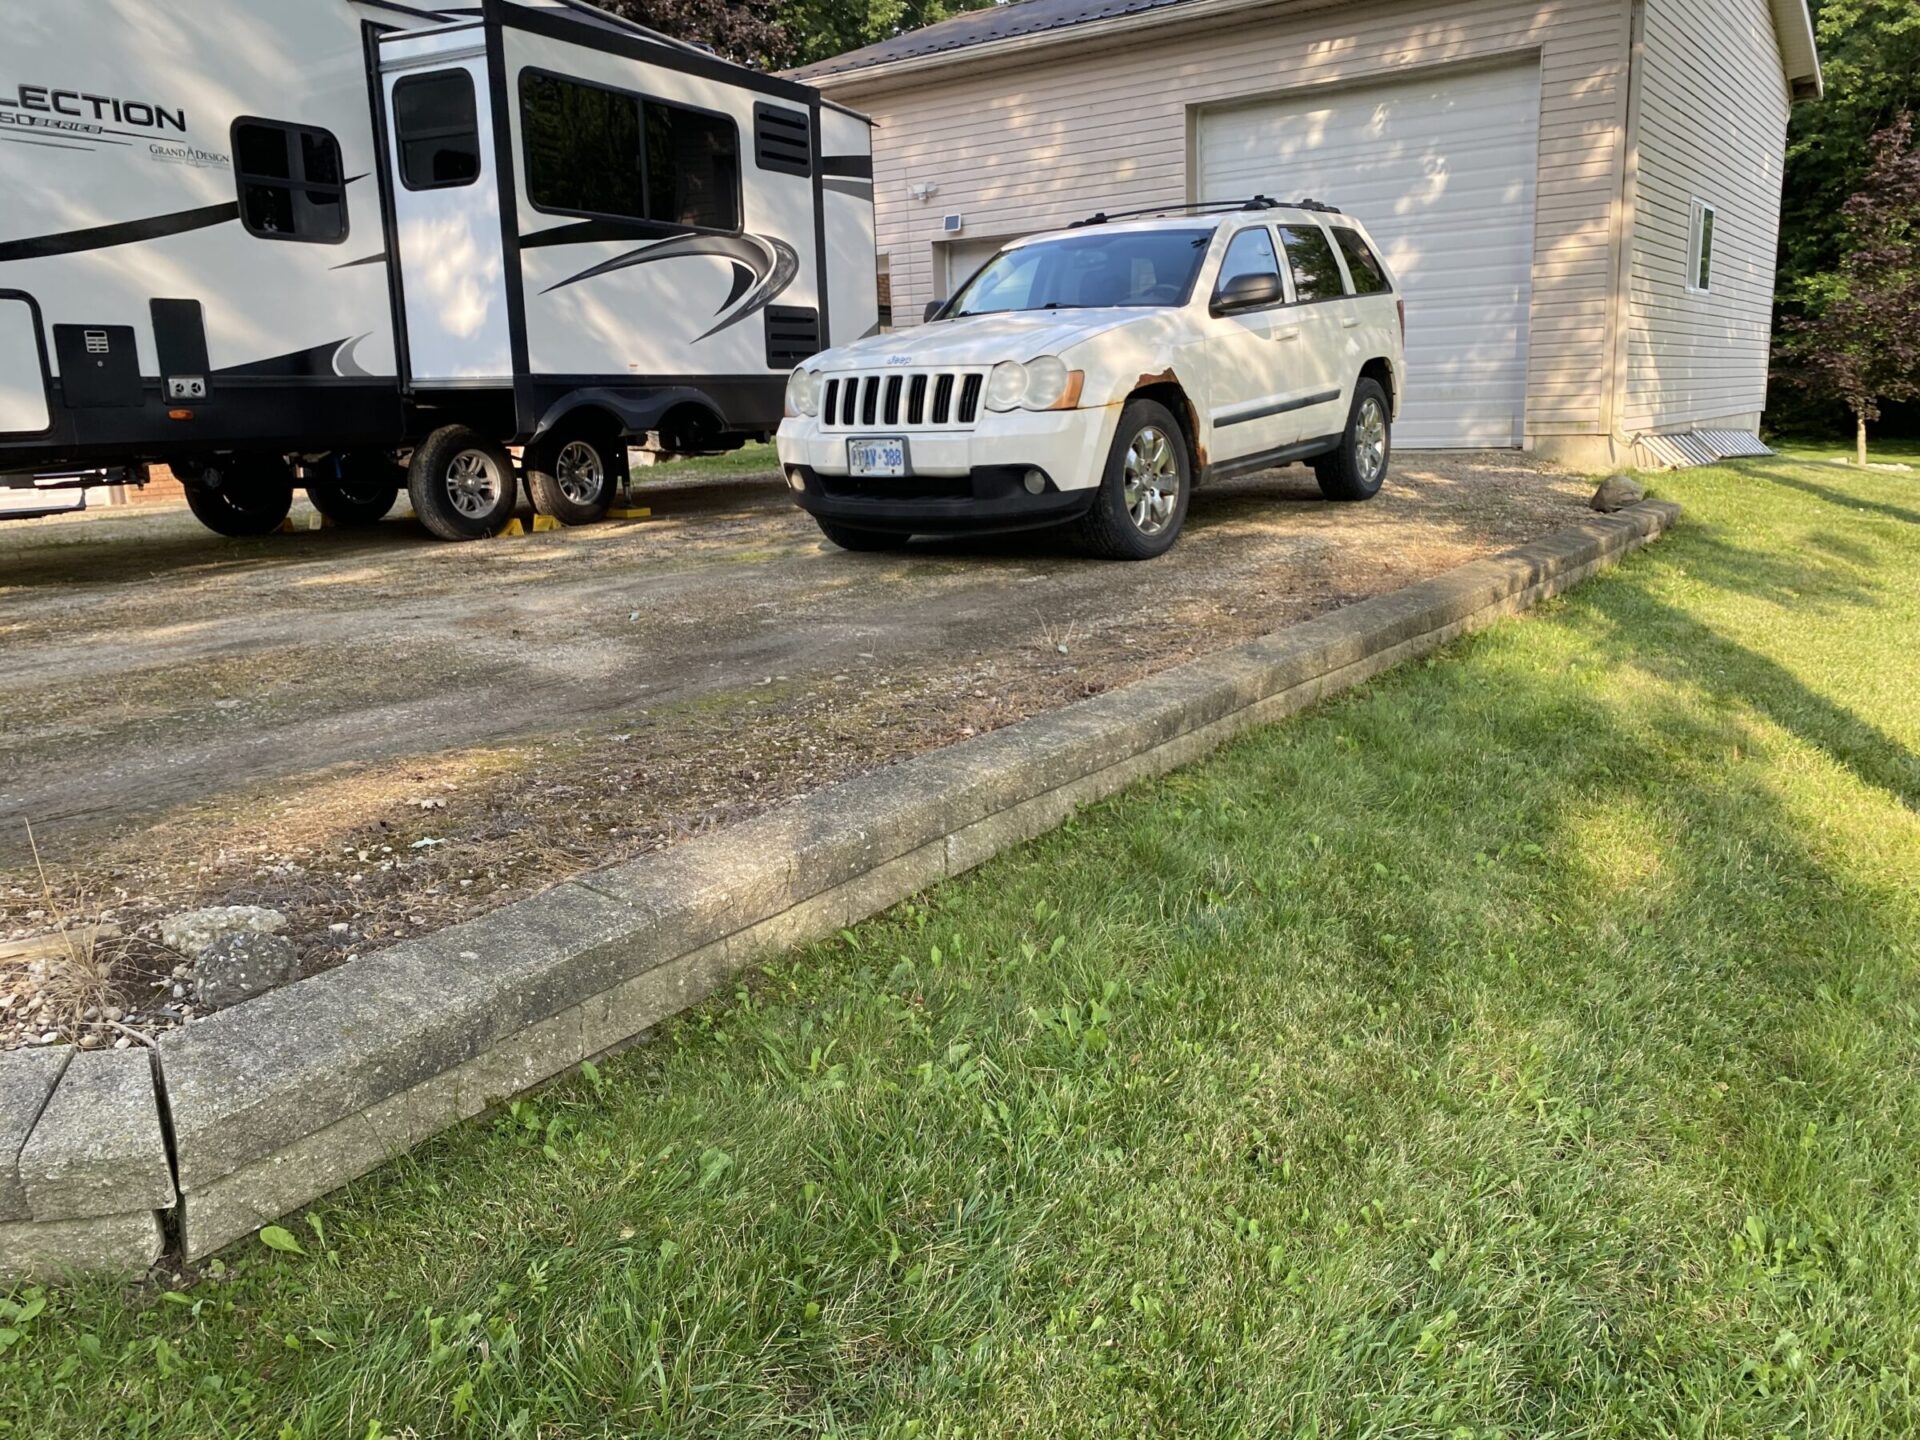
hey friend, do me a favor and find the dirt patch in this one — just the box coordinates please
[0,452,1593,1047]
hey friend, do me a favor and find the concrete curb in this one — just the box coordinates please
[0,501,1680,1278]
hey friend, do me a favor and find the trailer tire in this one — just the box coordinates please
[183,458,295,538]
[407,427,519,541]
[525,429,619,526]
[307,453,402,527]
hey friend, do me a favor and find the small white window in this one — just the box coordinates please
[1688,198,1716,294]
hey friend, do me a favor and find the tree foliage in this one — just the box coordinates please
[1779,115,1920,458]
[594,0,789,67]
[1780,0,1920,289]
[595,0,1001,69]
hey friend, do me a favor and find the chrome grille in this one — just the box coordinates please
[819,370,987,430]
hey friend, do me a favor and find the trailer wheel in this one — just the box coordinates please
[407,427,518,541]
[525,429,620,526]
[183,458,295,538]
[307,453,402,527]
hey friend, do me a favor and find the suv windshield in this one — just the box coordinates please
[948,229,1214,317]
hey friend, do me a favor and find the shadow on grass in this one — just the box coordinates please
[1606,598,1918,812]
[1742,462,1920,528]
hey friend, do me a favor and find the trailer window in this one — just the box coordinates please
[644,105,738,230]
[521,70,739,232]
[231,119,348,243]
[395,71,481,190]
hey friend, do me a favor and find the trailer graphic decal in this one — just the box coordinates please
[0,203,241,264]
[214,336,375,380]
[537,231,799,340]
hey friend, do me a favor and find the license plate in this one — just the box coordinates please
[847,437,907,477]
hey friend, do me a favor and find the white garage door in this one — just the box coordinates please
[1197,61,1541,448]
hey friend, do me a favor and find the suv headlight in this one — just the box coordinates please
[985,360,1029,412]
[986,356,1081,413]
[1022,356,1073,410]
[785,367,821,417]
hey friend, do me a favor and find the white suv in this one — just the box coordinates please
[777,198,1404,560]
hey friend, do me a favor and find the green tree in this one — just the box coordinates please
[597,0,1002,70]
[1780,116,1920,464]
[776,0,1001,68]
[1781,0,1920,287]
[596,0,790,67]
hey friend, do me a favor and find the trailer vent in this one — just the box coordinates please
[754,103,811,177]
[765,306,821,369]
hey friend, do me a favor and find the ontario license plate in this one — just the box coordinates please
[847,437,907,477]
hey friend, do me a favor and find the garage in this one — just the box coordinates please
[1195,61,1542,448]
[799,0,1818,468]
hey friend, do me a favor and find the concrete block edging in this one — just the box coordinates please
[0,502,1679,1278]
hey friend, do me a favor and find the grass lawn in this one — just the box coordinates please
[1770,435,1920,466]
[5,455,1919,1438]
[639,440,781,480]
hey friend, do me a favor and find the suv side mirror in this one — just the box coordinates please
[923,299,948,323]
[1211,271,1283,315]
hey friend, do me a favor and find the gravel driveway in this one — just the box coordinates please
[0,451,1592,1043]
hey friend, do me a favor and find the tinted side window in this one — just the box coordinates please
[523,72,645,220]
[1278,224,1347,302]
[522,71,739,231]
[232,120,347,243]
[395,71,481,190]
[1214,226,1280,293]
[645,104,740,230]
[1332,227,1392,295]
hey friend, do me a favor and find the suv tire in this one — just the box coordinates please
[1075,398,1191,560]
[407,427,518,541]
[526,428,620,526]
[307,453,402,527]
[817,518,910,552]
[1313,378,1392,502]
[183,457,295,537]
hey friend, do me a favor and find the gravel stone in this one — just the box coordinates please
[193,932,302,1011]
[1590,474,1646,513]
[160,906,288,959]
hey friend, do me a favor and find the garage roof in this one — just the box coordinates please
[791,0,1822,98]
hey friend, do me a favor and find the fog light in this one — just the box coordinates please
[786,467,807,491]
[1023,469,1046,495]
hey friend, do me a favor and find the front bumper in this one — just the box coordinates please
[776,406,1116,534]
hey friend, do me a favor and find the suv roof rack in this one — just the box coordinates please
[1070,195,1342,228]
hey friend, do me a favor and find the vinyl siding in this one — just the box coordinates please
[1621,0,1789,432]
[824,0,1634,438]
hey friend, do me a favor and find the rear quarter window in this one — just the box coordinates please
[1277,224,1346,302]
[1332,227,1393,295]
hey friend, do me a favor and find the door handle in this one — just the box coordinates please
[1272,327,1301,342]
[1341,316,1361,329]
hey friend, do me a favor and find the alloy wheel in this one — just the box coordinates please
[1357,398,1389,484]
[555,441,606,506]
[1122,424,1180,536]
[444,450,504,519]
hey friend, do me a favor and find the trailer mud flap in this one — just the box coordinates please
[0,297,51,435]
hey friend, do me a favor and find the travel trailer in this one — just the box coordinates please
[0,0,876,538]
